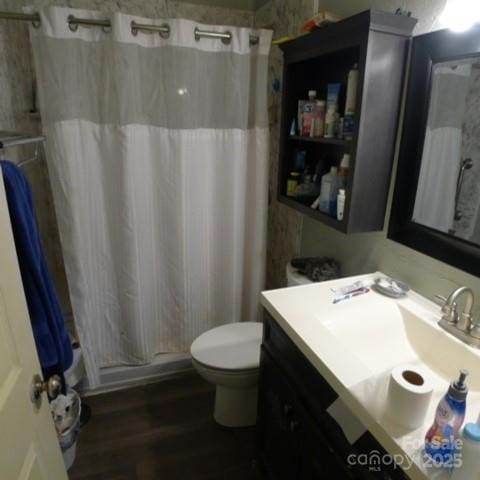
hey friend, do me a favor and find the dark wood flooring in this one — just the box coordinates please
[69,373,261,480]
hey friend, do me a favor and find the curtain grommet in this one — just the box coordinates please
[68,15,78,32]
[131,20,138,36]
[222,30,232,45]
[159,24,170,39]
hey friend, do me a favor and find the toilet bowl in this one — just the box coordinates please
[190,322,262,427]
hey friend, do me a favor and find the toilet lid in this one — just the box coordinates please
[190,322,263,371]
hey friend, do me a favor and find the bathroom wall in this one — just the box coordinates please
[255,0,449,289]
[0,0,254,333]
[298,0,480,314]
[254,0,315,288]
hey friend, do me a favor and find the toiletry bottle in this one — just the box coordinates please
[301,90,317,136]
[345,63,358,116]
[338,154,350,189]
[286,172,300,197]
[326,83,341,110]
[337,189,346,221]
[450,423,480,480]
[324,105,338,138]
[289,118,296,136]
[298,100,305,136]
[319,166,338,215]
[343,115,354,140]
[425,370,469,465]
[293,150,306,172]
[314,100,326,137]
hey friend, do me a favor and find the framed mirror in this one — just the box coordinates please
[389,25,480,275]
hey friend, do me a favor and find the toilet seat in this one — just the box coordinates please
[190,322,262,371]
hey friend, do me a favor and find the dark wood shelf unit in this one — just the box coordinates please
[277,10,416,233]
[279,195,347,232]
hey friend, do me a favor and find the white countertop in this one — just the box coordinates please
[261,272,480,480]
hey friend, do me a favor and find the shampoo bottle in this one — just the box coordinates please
[425,370,469,465]
[319,167,338,216]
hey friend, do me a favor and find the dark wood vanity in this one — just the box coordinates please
[256,313,409,480]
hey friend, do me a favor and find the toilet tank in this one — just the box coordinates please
[286,262,313,287]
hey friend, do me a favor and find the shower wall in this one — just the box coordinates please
[0,0,254,333]
[0,0,72,325]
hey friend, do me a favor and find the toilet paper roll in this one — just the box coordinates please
[385,365,433,430]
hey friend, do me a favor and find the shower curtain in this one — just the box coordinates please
[29,6,271,387]
[413,62,471,233]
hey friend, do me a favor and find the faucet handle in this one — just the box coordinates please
[470,322,480,340]
[435,294,459,324]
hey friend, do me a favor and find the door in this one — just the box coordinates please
[0,175,67,479]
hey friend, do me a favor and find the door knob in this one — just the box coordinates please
[30,374,62,406]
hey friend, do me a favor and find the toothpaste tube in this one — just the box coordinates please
[331,281,367,296]
[333,287,369,304]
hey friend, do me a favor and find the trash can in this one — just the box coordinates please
[51,388,82,470]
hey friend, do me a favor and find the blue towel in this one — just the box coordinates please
[1,160,73,376]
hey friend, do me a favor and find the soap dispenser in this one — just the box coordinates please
[425,369,469,465]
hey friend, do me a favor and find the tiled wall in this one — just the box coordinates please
[0,0,254,332]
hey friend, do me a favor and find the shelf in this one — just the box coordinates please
[276,10,415,233]
[278,194,347,233]
[0,131,45,149]
[288,135,351,147]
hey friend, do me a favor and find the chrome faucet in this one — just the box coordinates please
[436,286,480,348]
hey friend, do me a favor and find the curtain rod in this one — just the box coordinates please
[0,10,260,45]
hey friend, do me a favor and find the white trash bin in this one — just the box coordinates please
[51,388,82,470]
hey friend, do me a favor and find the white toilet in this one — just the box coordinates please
[286,261,313,287]
[190,264,311,428]
[190,322,263,427]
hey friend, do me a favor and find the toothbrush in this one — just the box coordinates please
[333,287,370,304]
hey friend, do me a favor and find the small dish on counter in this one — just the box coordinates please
[372,276,410,298]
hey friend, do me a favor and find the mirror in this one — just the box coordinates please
[413,57,480,244]
[389,25,480,276]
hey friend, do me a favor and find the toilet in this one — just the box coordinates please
[286,261,313,287]
[191,322,263,427]
[190,263,311,428]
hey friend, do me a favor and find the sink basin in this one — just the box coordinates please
[319,292,480,392]
[261,273,480,480]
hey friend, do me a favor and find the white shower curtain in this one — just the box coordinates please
[29,6,271,387]
[413,62,471,233]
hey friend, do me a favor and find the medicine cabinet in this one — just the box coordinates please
[277,10,416,233]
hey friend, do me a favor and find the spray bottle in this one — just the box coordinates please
[424,369,469,465]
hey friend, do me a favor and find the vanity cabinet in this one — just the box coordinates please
[277,10,416,233]
[256,313,409,480]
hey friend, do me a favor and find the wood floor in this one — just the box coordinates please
[69,373,261,480]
